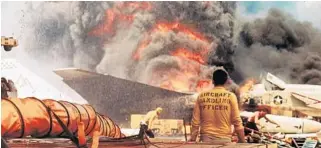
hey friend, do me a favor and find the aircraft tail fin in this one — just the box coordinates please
[263,73,286,91]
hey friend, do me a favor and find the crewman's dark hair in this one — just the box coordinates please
[212,69,228,85]
[255,107,269,114]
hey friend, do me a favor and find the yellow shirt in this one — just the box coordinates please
[190,86,244,140]
[142,110,158,127]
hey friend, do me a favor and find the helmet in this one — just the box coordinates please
[156,107,163,113]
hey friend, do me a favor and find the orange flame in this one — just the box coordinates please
[170,48,206,65]
[89,9,116,36]
[118,2,152,11]
[153,22,209,42]
[161,63,199,92]
[196,79,213,92]
[133,39,151,60]
[89,2,152,36]
[148,57,212,93]
[132,21,212,93]
[157,77,213,93]
[160,77,192,92]
[239,78,256,95]
[89,2,215,93]
[133,21,210,61]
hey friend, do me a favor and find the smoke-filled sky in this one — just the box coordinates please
[1,1,321,91]
[239,1,321,29]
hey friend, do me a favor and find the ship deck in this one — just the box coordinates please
[4,138,278,148]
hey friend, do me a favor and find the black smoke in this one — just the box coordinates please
[22,1,112,70]
[152,2,236,72]
[234,8,321,85]
[16,2,321,85]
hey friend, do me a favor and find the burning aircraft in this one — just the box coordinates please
[240,73,321,119]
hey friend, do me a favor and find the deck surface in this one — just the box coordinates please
[4,138,278,148]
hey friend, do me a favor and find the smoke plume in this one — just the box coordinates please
[235,8,321,84]
[16,2,321,90]
[22,1,112,70]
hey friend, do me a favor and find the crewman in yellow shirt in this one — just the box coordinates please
[139,107,163,138]
[189,69,246,143]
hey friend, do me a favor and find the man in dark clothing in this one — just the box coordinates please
[244,109,280,135]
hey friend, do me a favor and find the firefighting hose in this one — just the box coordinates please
[1,97,125,147]
[1,97,182,148]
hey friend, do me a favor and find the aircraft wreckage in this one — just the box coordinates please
[54,68,321,134]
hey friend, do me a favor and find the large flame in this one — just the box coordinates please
[133,22,210,61]
[89,2,214,93]
[148,57,213,92]
[133,21,212,92]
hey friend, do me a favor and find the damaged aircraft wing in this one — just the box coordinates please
[54,68,194,127]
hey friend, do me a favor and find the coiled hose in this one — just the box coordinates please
[1,97,125,138]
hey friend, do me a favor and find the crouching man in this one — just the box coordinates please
[244,109,281,136]
[189,69,246,143]
[139,107,163,138]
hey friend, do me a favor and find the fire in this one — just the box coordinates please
[239,78,256,95]
[154,22,209,42]
[160,76,192,92]
[132,21,212,92]
[88,2,215,93]
[118,2,152,11]
[158,77,212,93]
[148,57,212,92]
[129,19,213,93]
[133,22,210,61]
[148,69,192,92]
[196,79,213,92]
[89,2,152,36]
[133,39,151,60]
[89,9,116,36]
[170,48,206,65]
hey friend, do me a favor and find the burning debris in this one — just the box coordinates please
[19,2,321,94]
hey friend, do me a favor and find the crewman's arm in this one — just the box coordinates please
[190,97,201,141]
[254,112,261,126]
[264,116,280,127]
[230,93,246,143]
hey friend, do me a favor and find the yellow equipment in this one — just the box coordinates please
[131,114,191,136]
[1,36,18,51]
